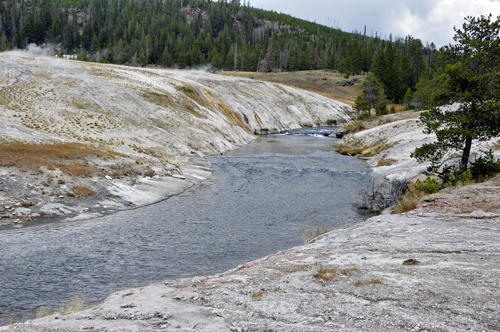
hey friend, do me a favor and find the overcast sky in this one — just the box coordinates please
[248,0,500,47]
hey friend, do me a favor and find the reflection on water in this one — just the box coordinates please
[0,129,371,320]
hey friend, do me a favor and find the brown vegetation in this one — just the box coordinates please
[354,278,383,285]
[0,143,111,177]
[336,138,393,157]
[393,186,427,214]
[72,185,96,197]
[341,267,360,276]
[343,120,365,134]
[220,70,365,105]
[314,266,338,281]
[304,226,332,243]
[377,156,395,166]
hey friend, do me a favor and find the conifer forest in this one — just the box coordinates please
[0,0,441,103]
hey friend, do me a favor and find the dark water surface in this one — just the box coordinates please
[0,128,371,320]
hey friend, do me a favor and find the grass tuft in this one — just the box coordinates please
[72,185,96,197]
[341,267,360,276]
[393,186,427,214]
[343,120,365,134]
[377,155,395,166]
[354,278,383,286]
[251,290,266,300]
[304,226,332,244]
[314,266,338,281]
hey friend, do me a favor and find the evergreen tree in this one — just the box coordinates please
[161,46,173,67]
[403,87,413,108]
[354,73,387,118]
[113,39,127,64]
[412,15,500,172]
[90,34,100,54]
[298,49,309,71]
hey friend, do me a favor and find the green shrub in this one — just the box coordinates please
[457,170,475,186]
[414,177,440,194]
[469,149,500,180]
[357,112,370,120]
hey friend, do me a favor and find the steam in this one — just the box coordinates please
[7,43,60,56]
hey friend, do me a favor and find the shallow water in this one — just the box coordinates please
[0,128,371,320]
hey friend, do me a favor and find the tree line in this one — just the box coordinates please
[0,0,440,103]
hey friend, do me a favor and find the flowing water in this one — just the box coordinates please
[0,128,371,321]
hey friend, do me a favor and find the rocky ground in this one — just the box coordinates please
[2,111,500,331]
[0,51,351,229]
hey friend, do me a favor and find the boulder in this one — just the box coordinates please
[334,128,348,138]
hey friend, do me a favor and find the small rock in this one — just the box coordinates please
[335,128,348,138]
[105,175,113,180]
[12,207,31,216]
[403,259,420,265]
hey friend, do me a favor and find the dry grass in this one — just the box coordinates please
[377,156,395,166]
[304,226,332,244]
[341,267,360,276]
[35,296,87,319]
[393,186,427,214]
[0,143,111,177]
[251,290,266,300]
[360,141,394,157]
[343,120,366,134]
[354,278,383,286]
[220,70,365,105]
[336,138,393,157]
[314,266,338,281]
[72,185,96,197]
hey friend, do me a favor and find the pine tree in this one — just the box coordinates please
[161,46,173,67]
[90,34,100,54]
[298,49,309,71]
[354,73,387,118]
[412,15,500,172]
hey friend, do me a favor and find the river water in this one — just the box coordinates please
[0,128,371,321]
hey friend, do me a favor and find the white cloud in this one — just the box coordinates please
[248,0,500,47]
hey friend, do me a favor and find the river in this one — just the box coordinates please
[0,128,371,322]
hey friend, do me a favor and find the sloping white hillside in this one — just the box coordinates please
[0,53,352,161]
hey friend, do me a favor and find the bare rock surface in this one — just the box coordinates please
[2,213,499,331]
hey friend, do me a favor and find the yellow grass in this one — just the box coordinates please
[341,267,360,276]
[314,266,338,281]
[394,186,427,214]
[304,226,332,243]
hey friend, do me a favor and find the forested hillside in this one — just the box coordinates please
[0,0,439,102]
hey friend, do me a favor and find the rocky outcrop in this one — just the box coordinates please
[336,77,362,86]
